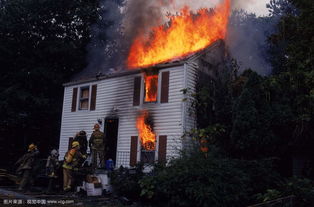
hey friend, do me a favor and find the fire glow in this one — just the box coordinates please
[136,111,156,150]
[127,0,230,69]
[144,73,158,102]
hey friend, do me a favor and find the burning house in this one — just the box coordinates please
[58,0,230,167]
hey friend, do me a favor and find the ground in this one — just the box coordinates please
[0,186,137,207]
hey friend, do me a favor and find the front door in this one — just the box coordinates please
[104,118,119,164]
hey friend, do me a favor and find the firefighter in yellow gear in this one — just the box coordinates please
[62,141,86,191]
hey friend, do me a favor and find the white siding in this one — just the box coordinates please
[182,62,198,150]
[59,66,186,167]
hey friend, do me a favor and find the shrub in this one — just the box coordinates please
[110,164,144,200]
[139,150,278,207]
[111,150,280,207]
[280,177,314,207]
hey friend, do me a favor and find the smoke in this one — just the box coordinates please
[226,10,277,75]
[72,0,125,80]
[77,0,279,80]
[226,0,295,75]
[122,0,165,44]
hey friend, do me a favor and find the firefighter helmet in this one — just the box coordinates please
[28,143,37,151]
[72,141,80,148]
[93,123,100,130]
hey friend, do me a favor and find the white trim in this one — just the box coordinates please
[58,87,67,159]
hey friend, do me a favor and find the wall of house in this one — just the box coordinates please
[59,65,186,167]
[181,62,198,151]
[182,40,226,151]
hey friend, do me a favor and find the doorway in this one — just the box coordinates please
[104,118,119,164]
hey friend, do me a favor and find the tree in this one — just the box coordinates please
[0,0,100,167]
[230,71,278,159]
[268,0,314,157]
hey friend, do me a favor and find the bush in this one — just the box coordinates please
[110,149,280,206]
[280,177,314,206]
[138,151,278,207]
[253,177,314,207]
[110,164,145,200]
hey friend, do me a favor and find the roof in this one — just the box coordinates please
[64,39,224,87]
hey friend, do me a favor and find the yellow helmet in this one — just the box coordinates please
[28,143,37,151]
[72,141,80,148]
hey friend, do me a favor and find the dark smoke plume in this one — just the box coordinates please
[74,0,290,80]
[72,0,125,81]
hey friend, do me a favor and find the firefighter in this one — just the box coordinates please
[73,130,88,155]
[15,144,40,191]
[46,149,60,193]
[62,141,86,191]
[89,123,107,168]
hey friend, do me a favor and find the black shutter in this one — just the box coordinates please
[90,85,97,111]
[158,136,167,163]
[71,88,78,112]
[160,71,169,103]
[133,77,141,106]
[130,136,138,167]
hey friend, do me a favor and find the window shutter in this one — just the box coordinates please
[130,136,138,167]
[71,88,78,112]
[158,135,167,163]
[90,85,97,111]
[68,137,74,150]
[133,77,141,106]
[160,71,169,103]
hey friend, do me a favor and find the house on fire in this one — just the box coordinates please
[58,40,227,167]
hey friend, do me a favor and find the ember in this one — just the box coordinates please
[136,111,156,150]
[144,73,158,102]
[127,0,230,69]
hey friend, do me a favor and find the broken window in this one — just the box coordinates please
[79,86,89,110]
[141,148,155,164]
[136,110,156,164]
[144,73,158,103]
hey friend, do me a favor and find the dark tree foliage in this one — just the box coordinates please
[231,71,278,159]
[194,0,313,177]
[0,0,100,167]
[268,0,314,156]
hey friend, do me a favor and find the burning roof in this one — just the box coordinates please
[67,39,225,85]
[69,0,230,84]
[127,0,230,69]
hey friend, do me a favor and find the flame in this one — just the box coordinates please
[127,0,230,69]
[136,111,156,150]
[144,74,158,102]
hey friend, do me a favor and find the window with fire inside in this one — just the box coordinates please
[133,71,169,106]
[144,72,158,103]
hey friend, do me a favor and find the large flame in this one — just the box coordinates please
[144,74,158,102]
[127,0,230,69]
[136,111,156,150]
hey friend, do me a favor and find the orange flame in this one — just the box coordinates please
[144,74,158,102]
[136,111,156,150]
[127,0,230,69]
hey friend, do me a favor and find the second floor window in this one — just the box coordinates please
[133,71,169,106]
[144,73,158,103]
[79,87,89,110]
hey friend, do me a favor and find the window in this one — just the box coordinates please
[140,147,155,164]
[79,86,90,110]
[144,73,158,103]
[71,84,97,112]
[132,71,169,106]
